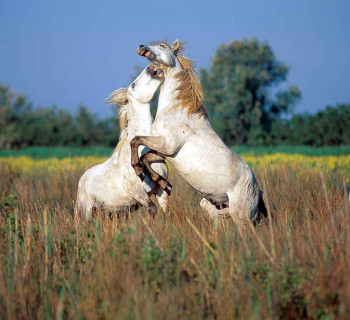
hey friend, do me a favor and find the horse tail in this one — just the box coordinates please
[253,191,270,225]
[258,192,268,218]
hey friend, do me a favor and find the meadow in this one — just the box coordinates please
[0,151,349,319]
[1,145,350,159]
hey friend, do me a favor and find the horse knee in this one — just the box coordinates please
[130,136,141,147]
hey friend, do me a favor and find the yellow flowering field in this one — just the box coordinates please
[244,153,350,176]
[1,154,349,177]
[0,156,103,173]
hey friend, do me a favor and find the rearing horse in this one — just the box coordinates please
[131,40,267,226]
[75,64,169,219]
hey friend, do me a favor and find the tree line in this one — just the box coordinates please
[1,38,349,149]
[0,85,119,149]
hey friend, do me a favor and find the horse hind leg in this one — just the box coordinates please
[74,200,94,221]
[74,185,94,220]
[200,198,230,219]
[227,187,259,230]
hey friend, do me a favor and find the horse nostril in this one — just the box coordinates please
[131,83,135,89]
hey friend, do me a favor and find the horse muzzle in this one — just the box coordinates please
[146,63,165,79]
[137,45,155,60]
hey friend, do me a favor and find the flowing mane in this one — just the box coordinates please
[113,106,129,156]
[106,89,129,156]
[173,46,206,118]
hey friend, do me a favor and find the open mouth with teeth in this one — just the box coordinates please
[137,48,154,60]
[147,64,164,78]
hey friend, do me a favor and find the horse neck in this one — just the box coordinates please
[156,62,182,115]
[126,102,153,138]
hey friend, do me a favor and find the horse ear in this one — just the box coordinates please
[172,39,180,54]
[106,88,128,106]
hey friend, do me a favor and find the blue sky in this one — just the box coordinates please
[1,0,349,117]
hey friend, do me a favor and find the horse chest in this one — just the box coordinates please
[152,113,182,135]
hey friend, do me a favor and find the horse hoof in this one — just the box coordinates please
[164,182,172,196]
[149,204,157,218]
[139,171,146,181]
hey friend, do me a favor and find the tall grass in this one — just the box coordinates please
[0,159,349,319]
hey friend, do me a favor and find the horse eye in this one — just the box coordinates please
[159,44,166,48]
[131,83,135,89]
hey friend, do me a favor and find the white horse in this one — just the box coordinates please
[131,40,267,226]
[75,65,169,219]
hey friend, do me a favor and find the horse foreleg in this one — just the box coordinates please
[156,188,170,215]
[131,191,157,218]
[130,135,179,183]
[141,151,172,196]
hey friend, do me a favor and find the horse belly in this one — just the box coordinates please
[88,169,136,209]
[169,144,236,195]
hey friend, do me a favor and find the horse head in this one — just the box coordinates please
[137,40,205,117]
[136,40,183,70]
[107,64,164,107]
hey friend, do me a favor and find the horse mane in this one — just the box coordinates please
[118,105,128,132]
[173,44,206,118]
[106,89,129,157]
[112,106,129,156]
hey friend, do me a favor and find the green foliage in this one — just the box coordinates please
[0,85,120,149]
[0,195,19,220]
[231,145,350,156]
[271,104,350,146]
[201,38,301,145]
[0,146,113,158]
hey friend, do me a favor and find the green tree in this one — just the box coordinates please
[0,85,33,148]
[288,104,350,146]
[75,105,96,145]
[200,38,301,145]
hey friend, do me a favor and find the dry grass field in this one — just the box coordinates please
[0,155,349,319]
